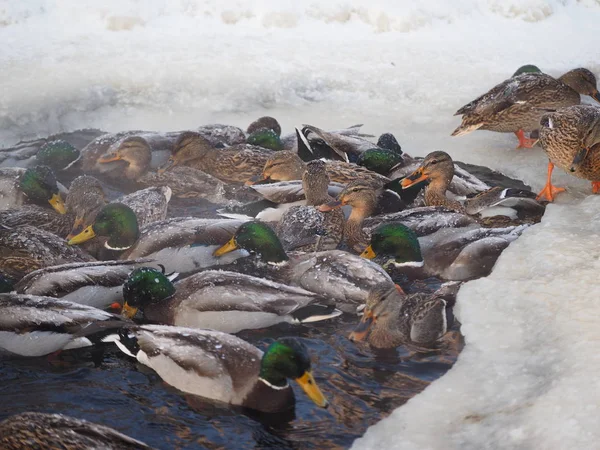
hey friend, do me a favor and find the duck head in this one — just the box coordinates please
[247,116,282,137]
[357,148,403,175]
[261,151,306,182]
[260,337,328,408]
[320,179,379,217]
[159,131,213,173]
[512,64,541,77]
[302,160,331,205]
[18,166,66,214]
[377,133,402,154]
[98,137,152,180]
[570,114,600,172]
[349,285,401,343]
[559,68,600,103]
[213,221,289,264]
[401,151,454,190]
[35,140,80,171]
[247,128,284,151]
[65,175,106,239]
[360,223,423,267]
[121,267,176,319]
[67,203,139,250]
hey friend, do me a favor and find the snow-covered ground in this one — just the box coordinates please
[2,1,600,448]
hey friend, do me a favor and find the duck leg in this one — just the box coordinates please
[514,130,538,149]
[536,161,566,202]
[592,182,600,194]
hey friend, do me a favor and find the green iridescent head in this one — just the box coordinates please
[246,128,284,151]
[0,273,14,293]
[35,140,80,171]
[213,221,288,263]
[247,116,282,137]
[121,267,176,319]
[361,223,423,267]
[513,65,541,77]
[18,166,66,214]
[67,203,139,250]
[357,148,403,175]
[260,337,328,407]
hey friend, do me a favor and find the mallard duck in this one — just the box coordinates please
[348,284,450,349]
[512,64,542,77]
[276,160,345,251]
[258,150,389,185]
[0,166,66,213]
[0,293,125,356]
[537,105,600,201]
[120,267,340,333]
[0,225,94,281]
[320,179,407,252]
[14,259,155,310]
[159,131,272,184]
[0,174,106,239]
[212,221,395,313]
[453,68,600,148]
[401,151,543,222]
[107,325,328,413]
[247,116,282,137]
[0,138,84,170]
[247,128,284,151]
[0,412,153,450]
[298,124,380,163]
[67,204,248,273]
[361,222,528,281]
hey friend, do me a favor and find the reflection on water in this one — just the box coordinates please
[0,316,462,449]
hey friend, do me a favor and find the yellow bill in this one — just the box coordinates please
[213,237,238,256]
[121,302,139,319]
[66,217,85,241]
[295,371,328,408]
[360,245,376,259]
[67,225,96,245]
[49,193,66,214]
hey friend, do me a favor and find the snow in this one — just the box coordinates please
[1,1,600,448]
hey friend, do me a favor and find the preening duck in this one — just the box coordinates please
[0,166,66,213]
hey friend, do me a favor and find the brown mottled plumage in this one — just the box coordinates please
[0,412,153,450]
[453,69,600,145]
[163,131,272,183]
[537,105,600,201]
[261,150,389,185]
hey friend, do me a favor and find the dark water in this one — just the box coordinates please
[0,130,463,449]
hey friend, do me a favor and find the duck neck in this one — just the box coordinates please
[123,152,151,180]
[424,178,464,212]
[344,207,370,252]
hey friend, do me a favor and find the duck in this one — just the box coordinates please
[400,151,544,223]
[452,68,600,148]
[0,412,154,450]
[107,325,328,413]
[361,221,528,282]
[537,105,600,201]
[247,116,282,137]
[0,166,66,213]
[275,160,345,251]
[211,221,396,313]
[348,284,451,349]
[14,259,157,310]
[0,225,94,281]
[0,138,82,170]
[120,267,341,333]
[159,131,273,184]
[258,150,389,185]
[512,64,542,77]
[246,128,284,151]
[0,174,106,239]
[298,124,379,163]
[0,293,125,357]
[67,204,248,274]
[319,179,408,253]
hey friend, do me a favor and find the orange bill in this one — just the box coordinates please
[348,310,374,342]
[98,152,122,163]
[318,200,342,212]
[400,168,428,189]
[121,302,138,319]
[360,245,376,259]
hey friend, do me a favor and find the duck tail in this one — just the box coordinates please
[451,120,484,137]
[292,304,342,323]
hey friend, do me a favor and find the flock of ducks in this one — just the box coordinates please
[0,63,599,448]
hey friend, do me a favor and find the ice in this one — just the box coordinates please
[1,1,600,448]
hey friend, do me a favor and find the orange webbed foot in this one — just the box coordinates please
[536,184,566,202]
[592,182,600,194]
[514,130,538,149]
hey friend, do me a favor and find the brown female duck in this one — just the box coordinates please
[453,68,600,148]
[537,105,600,201]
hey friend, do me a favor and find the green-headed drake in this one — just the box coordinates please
[0,412,154,450]
[35,140,80,171]
[453,67,600,148]
[109,326,328,413]
[212,221,395,313]
[67,203,248,274]
[246,128,284,151]
[0,166,66,213]
[349,284,452,349]
[120,267,340,333]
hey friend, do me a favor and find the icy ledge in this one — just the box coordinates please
[353,196,600,450]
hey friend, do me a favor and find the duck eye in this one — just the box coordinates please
[429,159,438,165]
